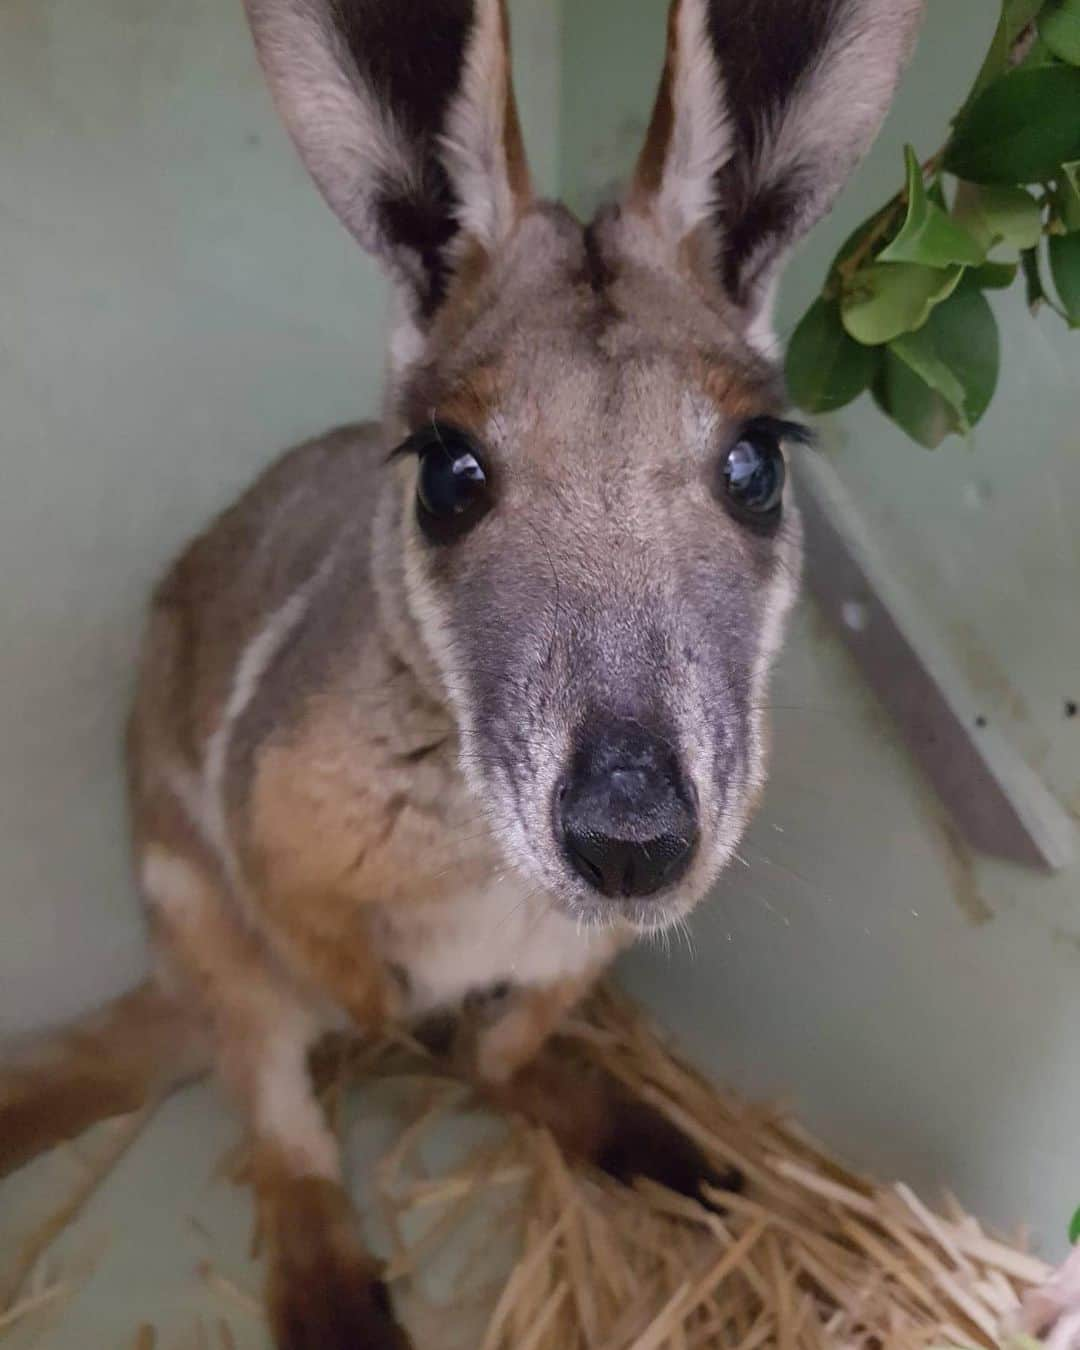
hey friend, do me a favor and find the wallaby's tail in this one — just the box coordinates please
[0,979,210,1181]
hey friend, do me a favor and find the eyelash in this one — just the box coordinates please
[385,425,442,464]
[736,415,816,449]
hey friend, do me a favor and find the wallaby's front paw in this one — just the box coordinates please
[265,1177,413,1350]
[597,1099,742,1206]
[270,1260,412,1350]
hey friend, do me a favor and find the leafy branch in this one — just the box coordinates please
[786,0,1080,448]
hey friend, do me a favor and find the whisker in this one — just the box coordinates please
[740,844,833,901]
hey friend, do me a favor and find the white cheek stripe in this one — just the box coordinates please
[747,505,802,787]
[680,481,801,898]
[399,478,480,776]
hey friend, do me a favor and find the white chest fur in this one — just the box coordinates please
[375,880,624,1017]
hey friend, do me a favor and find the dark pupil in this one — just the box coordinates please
[418,441,485,518]
[723,437,783,512]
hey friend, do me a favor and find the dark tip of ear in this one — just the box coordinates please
[337,0,476,149]
[377,188,458,317]
[719,178,801,305]
[705,0,838,162]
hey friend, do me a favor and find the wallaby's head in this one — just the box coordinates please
[245,0,921,928]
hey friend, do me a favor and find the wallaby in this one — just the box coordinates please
[0,1,923,1345]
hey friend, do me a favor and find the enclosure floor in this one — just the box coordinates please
[0,1080,508,1350]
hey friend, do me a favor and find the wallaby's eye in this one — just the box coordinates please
[406,424,490,542]
[718,423,786,525]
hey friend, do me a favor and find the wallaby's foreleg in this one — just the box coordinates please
[143,849,411,1350]
[471,979,742,1204]
[257,1143,412,1350]
[0,979,208,1181]
[242,1035,410,1350]
[210,1009,411,1350]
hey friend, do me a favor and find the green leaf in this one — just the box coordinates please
[1070,1204,1080,1245]
[926,177,948,210]
[889,331,971,432]
[965,0,1048,106]
[870,282,1001,448]
[952,182,1043,251]
[1041,0,1080,63]
[873,350,959,449]
[970,259,1020,288]
[902,282,999,424]
[1056,161,1080,230]
[878,147,985,267]
[840,263,963,346]
[925,281,1002,426]
[945,65,1080,183]
[1049,230,1080,319]
[785,297,878,413]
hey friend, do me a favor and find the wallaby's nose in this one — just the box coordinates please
[558,723,697,899]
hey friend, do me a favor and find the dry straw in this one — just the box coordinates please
[1,985,1056,1348]
[359,984,1053,1350]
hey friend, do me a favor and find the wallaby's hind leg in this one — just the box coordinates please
[0,979,209,1181]
[142,847,412,1350]
[471,979,742,1205]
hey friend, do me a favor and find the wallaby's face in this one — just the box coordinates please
[245,0,923,926]
[388,205,805,925]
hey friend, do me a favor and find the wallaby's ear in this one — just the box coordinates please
[628,0,924,317]
[243,0,531,320]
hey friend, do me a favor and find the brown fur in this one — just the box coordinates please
[486,1054,741,1202]
[471,975,592,1084]
[257,1153,409,1350]
[498,0,531,205]
[0,983,205,1181]
[630,0,681,203]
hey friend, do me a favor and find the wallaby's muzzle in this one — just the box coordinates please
[556,719,698,902]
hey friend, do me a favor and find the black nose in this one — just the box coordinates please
[558,722,698,899]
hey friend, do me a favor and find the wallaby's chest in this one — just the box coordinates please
[246,739,621,1020]
[373,879,624,1018]
[243,704,621,1017]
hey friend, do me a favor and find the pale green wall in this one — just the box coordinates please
[0,0,560,1035]
[560,1,1080,1256]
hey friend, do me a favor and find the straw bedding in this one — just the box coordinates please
[0,984,1058,1348]
[330,984,1055,1350]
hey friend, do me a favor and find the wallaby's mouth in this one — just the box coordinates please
[553,718,699,906]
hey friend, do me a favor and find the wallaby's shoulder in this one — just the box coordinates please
[156,420,384,609]
[138,420,387,767]
[150,420,382,667]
